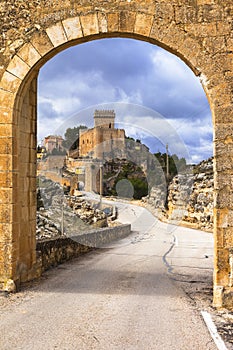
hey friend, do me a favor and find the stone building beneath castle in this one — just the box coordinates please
[78,110,125,160]
[43,135,64,154]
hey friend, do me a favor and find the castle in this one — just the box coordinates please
[66,110,126,192]
[77,110,125,160]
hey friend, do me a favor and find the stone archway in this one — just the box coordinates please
[0,1,232,308]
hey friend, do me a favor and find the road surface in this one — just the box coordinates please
[0,200,216,349]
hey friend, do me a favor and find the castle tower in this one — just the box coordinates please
[94,110,115,129]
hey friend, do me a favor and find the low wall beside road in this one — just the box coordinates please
[36,224,131,272]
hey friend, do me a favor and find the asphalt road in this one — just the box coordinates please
[0,200,216,350]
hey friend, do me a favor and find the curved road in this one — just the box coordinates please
[0,199,216,349]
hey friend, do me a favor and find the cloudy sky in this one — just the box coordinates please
[38,38,213,164]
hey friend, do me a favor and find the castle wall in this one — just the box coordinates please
[79,127,125,160]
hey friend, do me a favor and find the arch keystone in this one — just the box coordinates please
[119,11,136,33]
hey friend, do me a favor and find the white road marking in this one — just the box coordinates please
[201,311,228,350]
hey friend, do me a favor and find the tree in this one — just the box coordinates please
[154,152,187,182]
[62,125,87,150]
[51,148,66,156]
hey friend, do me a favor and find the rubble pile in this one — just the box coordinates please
[36,212,62,240]
[36,177,109,240]
[68,196,107,226]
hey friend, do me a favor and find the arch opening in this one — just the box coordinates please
[0,12,232,310]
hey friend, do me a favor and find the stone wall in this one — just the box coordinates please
[36,224,131,272]
[145,158,214,232]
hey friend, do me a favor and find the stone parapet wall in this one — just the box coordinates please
[36,224,131,272]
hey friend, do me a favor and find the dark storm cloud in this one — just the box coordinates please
[40,39,151,81]
[38,38,212,163]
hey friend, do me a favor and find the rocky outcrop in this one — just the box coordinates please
[144,158,214,232]
[145,184,167,220]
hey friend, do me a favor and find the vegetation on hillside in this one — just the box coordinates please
[154,152,187,181]
[103,160,148,200]
[62,125,87,150]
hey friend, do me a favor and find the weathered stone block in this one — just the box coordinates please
[0,173,12,188]
[30,31,54,57]
[215,123,233,140]
[0,124,13,138]
[17,43,41,68]
[46,22,68,47]
[197,4,223,22]
[213,105,233,124]
[175,5,197,24]
[215,187,233,209]
[0,137,13,155]
[6,55,30,80]
[134,13,153,36]
[213,285,224,308]
[0,72,22,93]
[214,224,224,248]
[97,12,108,33]
[215,208,229,229]
[215,248,230,285]
[222,289,233,310]
[177,36,203,72]
[0,107,14,125]
[202,36,226,55]
[216,21,232,36]
[107,12,119,32]
[0,90,15,110]
[80,13,99,36]
[119,11,136,33]
[0,154,13,171]
[185,22,217,37]
[62,16,83,40]
[209,82,232,108]
[0,224,12,244]
[223,228,233,248]
[155,3,174,22]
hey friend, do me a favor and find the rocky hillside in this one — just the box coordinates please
[143,158,214,232]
